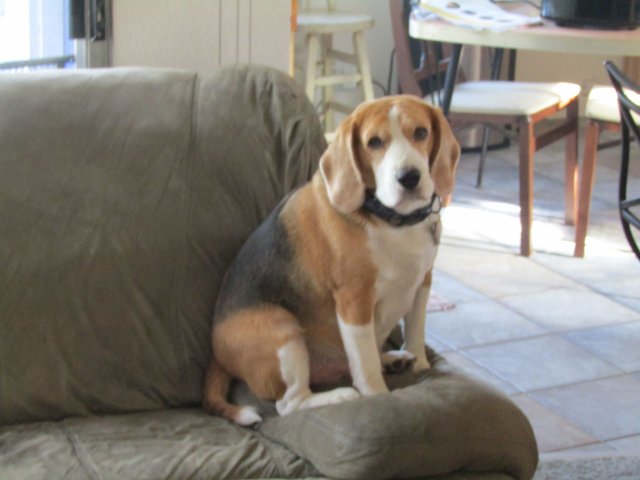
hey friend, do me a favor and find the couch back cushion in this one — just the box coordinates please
[0,66,325,424]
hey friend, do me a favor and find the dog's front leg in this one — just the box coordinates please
[402,272,433,372]
[338,317,389,395]
[403,286,430,371]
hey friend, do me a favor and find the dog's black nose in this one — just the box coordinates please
[396,168,421,190]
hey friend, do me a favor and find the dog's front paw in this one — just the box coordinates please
[325,387,360,404]
[381,350,416,373]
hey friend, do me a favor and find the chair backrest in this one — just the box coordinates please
[604,60,640,260]
[389,0,451,99]
[605,60,640,144]
[389,0,509,104]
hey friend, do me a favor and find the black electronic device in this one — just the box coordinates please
[541,0,640,30]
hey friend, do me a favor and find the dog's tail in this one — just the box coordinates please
[202,357,262,426]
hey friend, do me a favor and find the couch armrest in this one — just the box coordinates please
[253,351,538,480]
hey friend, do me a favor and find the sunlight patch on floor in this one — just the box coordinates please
[441,201,625,258]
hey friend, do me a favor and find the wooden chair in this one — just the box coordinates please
[575,62,640,259]
[297,0,375,137]
[390,0,581,257]
[574,85,623,257]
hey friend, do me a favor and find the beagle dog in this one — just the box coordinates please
[203,95,460,426]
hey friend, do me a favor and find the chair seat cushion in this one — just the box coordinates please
[586,85,640,124]
[586,86,621,123]
[0,409,318,479]
[297,11,374,33]
[428,81,580,116]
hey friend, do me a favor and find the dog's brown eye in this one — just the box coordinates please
[367,136,384,149]
[414,127,428,141]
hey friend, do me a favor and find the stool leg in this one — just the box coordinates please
[304,33,320,104]
[564,100,579,226]
[320,33,335,133]
[574,119,600,258]
[519,119,535,257]
[352,30,374,101]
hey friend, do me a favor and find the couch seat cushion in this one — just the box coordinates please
[0,409,317,480]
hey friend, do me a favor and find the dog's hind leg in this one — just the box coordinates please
[214,305,358,418]
[275,336,360,416]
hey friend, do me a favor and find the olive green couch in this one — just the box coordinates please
[0,65,537,479]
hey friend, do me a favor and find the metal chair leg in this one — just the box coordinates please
[476,125,491,188]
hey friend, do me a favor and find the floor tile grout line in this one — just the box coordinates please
[604,433,640,445]
[435,241,640,337]
[519,373,640,450]
[430,274,640,352]
[528,255,640,311]
[521,371,640,398]
[449,335,636,396]
[436,321,640,355]
[543,439,613,454]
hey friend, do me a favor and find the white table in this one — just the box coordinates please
[410,10,640,54]
[409,3,640,113]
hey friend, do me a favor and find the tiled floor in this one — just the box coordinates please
[428,125,640,456]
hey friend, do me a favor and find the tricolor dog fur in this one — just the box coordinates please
[203,95,460,425]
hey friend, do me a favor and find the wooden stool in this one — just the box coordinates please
[297,2,375,136]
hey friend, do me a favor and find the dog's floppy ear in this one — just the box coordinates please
[428,106,460,199]
[319,116,365,214]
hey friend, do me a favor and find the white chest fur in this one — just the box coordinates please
[366,215,440,347]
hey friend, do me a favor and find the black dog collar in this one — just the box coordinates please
[362,190,441,227]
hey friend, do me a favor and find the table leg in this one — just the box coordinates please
[441,43,462,116]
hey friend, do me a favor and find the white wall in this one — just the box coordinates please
[110,0,290,73]
[516,51,622,94]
